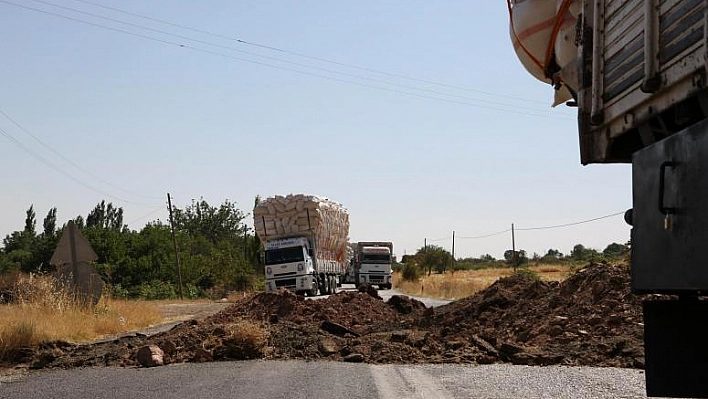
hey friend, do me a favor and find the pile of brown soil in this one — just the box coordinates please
[7,262,648,370]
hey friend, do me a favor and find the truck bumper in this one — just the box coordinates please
[265,275,316,292]
[359,273,392,286]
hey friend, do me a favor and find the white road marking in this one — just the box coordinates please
[371,365,455,399]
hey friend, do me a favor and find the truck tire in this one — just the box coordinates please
[330,276,337,294]
[308,277,319,297]
[319,275,328,296]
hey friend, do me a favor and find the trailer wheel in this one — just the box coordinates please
[319,275,328,296]
[330,276,337,294]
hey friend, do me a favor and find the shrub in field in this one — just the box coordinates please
[513,268,540,281]
[401,263,421,282]
[5,272,77,312]
[135,281,178,300]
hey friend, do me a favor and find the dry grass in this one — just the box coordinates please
[201,320,269,360]
[393,264,575,300]
[0,273,163,361]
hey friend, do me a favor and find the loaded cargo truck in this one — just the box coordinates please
[349,242,393,289]
[508,1,708,396]
[253,194,349,297]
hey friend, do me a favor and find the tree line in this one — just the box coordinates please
[0,198,263,299]
[1,197,630,298]
[396,241,630,281]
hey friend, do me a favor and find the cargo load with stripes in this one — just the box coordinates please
[253,194,350,296]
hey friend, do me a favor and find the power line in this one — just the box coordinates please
[0,107,162,201]
[32,0,569,116]
[0,124,159,206]
[427,236,451,243]
[125,206,165,226]
[515,211,625,231]
[2,0,572,119]
[448,211,625,241]
[70,0,550,107]
[457,229,511,239]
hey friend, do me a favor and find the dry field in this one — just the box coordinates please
[393,264,576,300]
[0,273,168,360]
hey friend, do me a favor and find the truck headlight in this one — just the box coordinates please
[297,263,304,271]
[266,267,272,276]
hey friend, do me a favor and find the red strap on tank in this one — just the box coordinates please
[545,0,573,74]
[507,0,573,79]
[507,0,545,72]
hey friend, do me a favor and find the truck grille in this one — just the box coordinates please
[275,278,296,288]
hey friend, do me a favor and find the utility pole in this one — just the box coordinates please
[511,223,517,273]
[167,193,184,300]
[451,230,455,273]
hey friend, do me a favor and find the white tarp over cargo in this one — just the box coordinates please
[253,194,350,265]
[508,0,580,106]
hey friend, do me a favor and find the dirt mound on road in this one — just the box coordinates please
[424,263,644,367]
[11,262,647,370]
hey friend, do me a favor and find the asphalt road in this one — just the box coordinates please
[0,360,659,399]
[332,284,452,308]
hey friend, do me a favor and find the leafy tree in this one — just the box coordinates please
[603,242,629,258]
[415,245,453,275]
[480,254,496,262]
[504,249,528,270]
[42,208,57,238]
[2,206,41,272]
[539,248,563,263]
[172,198,246,244]
[401,262,421,281]
[570,244,601,261]
[400,254,415,264]
[86,201,125,231]
[24,205,37,238]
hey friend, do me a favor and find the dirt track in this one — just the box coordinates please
[2,263,647,370]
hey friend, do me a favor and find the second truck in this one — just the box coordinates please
[347,241,394,290]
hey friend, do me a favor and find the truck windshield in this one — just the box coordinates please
[362,254,391,263]
[265,246,305,265]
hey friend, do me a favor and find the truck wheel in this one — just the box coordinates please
[320,279,328,296]
[330,276,337,294]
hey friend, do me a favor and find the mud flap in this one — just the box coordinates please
[644,299,708,397]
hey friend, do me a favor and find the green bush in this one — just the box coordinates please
[134,281,178,300]
[110,284,130,299]
[513,268,540,280]
[401,263,421,282]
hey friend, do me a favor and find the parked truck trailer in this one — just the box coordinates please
[253,194,349,296]
[509,1,708,396]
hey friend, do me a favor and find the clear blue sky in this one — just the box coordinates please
[0,0,631,259]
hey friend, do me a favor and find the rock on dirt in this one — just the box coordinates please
[5,263,652,370]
